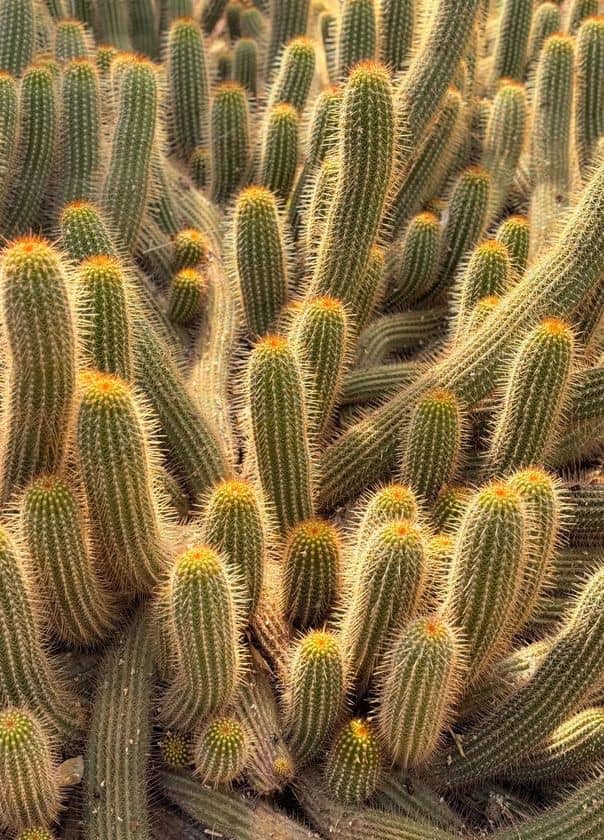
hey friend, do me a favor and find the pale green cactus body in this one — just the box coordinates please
[379,0,414,72]
[444,483,526,684]
[84,611,154,840]
[5,66,57,236]
[233,37,258,96]
[491,0,533,85]
[76,371,168,594]
[377,616,465,770]
[210,82,250,205]
[575,16,604,178]
[0,0,34,76]
[453,241,510,339]
[495,214,530,277]
[194,717,249,785]
[268,36,315,112]
[259,103,299,203]
[168,267,206,325]
[59,59,101,207]
[267,0,310,69]
[385,213,441,310]
[527,3,561,66]
[202,0,228,34]
[0,72,17,215]
[102,57,157,250]
[482,81,527,225]
[234,186,289,337]
[283,518,341,628]
[569,0,600,35]
[55,19,90,62]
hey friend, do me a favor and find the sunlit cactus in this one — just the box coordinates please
[377,616,465,770]
[234,186,289,337]
[0,237,76,505]
[340,519,426,691]
[444,482,526,684]
[193,716,249,785]
[76,371,168,594]
[161,546,241,730]
[0,2,602,835]
[0,708,61,834]
[284,629,345,763]
[283,517,341,628]
[245,335,314,534]
[324,718,381,805]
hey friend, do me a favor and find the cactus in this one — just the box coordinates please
[379,0,414,72]
[0,238,76,505]
[453,241,510,339]
[259,102,299,202]
[193,716,249,785]
[377,616,465,770]
[0,4,602,836]
[234,186,289,337]
[482,80,527,225]
[268,36,315,112]
[324,718,381,805]
[491,0,533,85]
[76,371,168,593]
[202,478,265,618]
[0,525,83,741]
[283,517,341,627]
[289,295,349,437]
[245,335,314,534]
[385,212,441,310]
[284,629,345,763]
[444,483,526,684]
[495,214,530,277]
[267,0,310,70]
[530,35,575,257]
[0,0,34,77]
[340,519,426,691]
[0,708,60,834]
[233,37,258,96]
[306,61,394,314]
[84,611,154,840]
[338,0,378,77]
[435,566,604,786]
[399,389,464,503]
[210,82,250,205]
[161,546,241,729]
[486,319,575,476]
[527,3,561,67]
[21,475,116,647]
[166,17,210,163]
[101,56,157,250]
[575,16,604,178]
[4,65,57,235]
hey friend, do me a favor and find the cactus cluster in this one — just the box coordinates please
[0,1,602,838]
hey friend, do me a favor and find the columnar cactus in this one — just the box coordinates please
[0,238,76,505]
[0,3,602,836]
[161,546,241,729]
[0,708,61,834]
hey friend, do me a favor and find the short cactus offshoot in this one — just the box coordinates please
[0,2,602,837]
